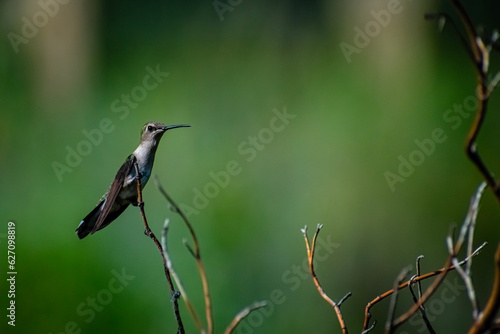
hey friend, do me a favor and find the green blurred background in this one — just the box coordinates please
[1,0,500,333]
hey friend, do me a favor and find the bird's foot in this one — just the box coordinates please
[132,201,144,208]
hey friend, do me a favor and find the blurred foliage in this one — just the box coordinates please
[2,0,500,333]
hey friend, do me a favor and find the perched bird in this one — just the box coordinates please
[76,122,190,239]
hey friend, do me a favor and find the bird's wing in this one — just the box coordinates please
[91,154,136,235]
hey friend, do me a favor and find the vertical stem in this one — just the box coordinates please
[155,176,213,334]
[134,162,184,334]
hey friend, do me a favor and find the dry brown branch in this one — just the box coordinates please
[362,241,486,331]
[133,162,184,334]
[468,243,500,334]
[301,224,349,334]
[154,175,213,334]
[425,2,500,330]
[391,182,487,328]
[385,267,411,334]
[408,256,436,334]
[393,259,452,328]
[161,218,204,332]
[415,255,425,304]
[223,301,267,334]
[449,0,500,202]
[408,275,435,334]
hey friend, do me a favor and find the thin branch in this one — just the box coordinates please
[449,0,483,70]
[362,242,487,331]
[392,183,488,328]
[154,175,213,334]
[466,182,487,276]
[409,275,435,334]
[468,243,500,334]
[161,218,204,332]
[361,321,377,334]
[392,258,452,328]
[302,224,349,334]
[449,239,479,319]
[338,292,352,307]
[409,255,436,334]
[133,162,184,334]
[447,0,500,202]
[452,182,486,320]
[223,301,267,334]
[415,256,424,300]
[488,71,500,95]
[385,267,411,334]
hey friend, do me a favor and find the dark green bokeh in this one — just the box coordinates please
[2,0,500,333]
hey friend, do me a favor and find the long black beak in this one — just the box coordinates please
[162,124,191,131]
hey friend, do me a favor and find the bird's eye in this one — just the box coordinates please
[147,125,154,132]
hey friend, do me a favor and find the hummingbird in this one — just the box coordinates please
[76,122,190,239]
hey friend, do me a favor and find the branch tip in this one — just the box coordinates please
[362,320,376,334]
[301,225,308,235]
[224,301,268,334]
[338,292,352,307]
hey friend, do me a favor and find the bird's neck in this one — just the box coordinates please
[134,140,157,163]
[133,141,158,183]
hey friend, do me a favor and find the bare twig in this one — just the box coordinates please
[451,182,486,319]
[468,244,500,334]
[449,0,484,71]
[154,175,213,334]
[391,183,487,328]
[161,218,204,332]
[447,0,500,202]
[361,321,377,334]
[408,256,436,334]
[302,224,349,334]
[466,183,487,275]
[415,255,424,302]
[362,242,486,331]
[449,239,479,319]
[224,301,267,334]
[338,292,352,307]
[392,259,452,328]
[385,267,411,334]
[409,275,436,334]
[133,162,184,334]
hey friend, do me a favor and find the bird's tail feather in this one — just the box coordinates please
[76,201,103,239]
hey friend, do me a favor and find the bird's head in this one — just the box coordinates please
[140,122,191,147]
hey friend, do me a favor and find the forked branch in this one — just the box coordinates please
[362,242,486,331]
[302,224,349,334]
[449,0,500,202]
[155,175,213,334]
[364,183,487,331]
[161,219,204,332]
[224,301,268,334]
[133,162,184,334]
[468,243,500,334]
